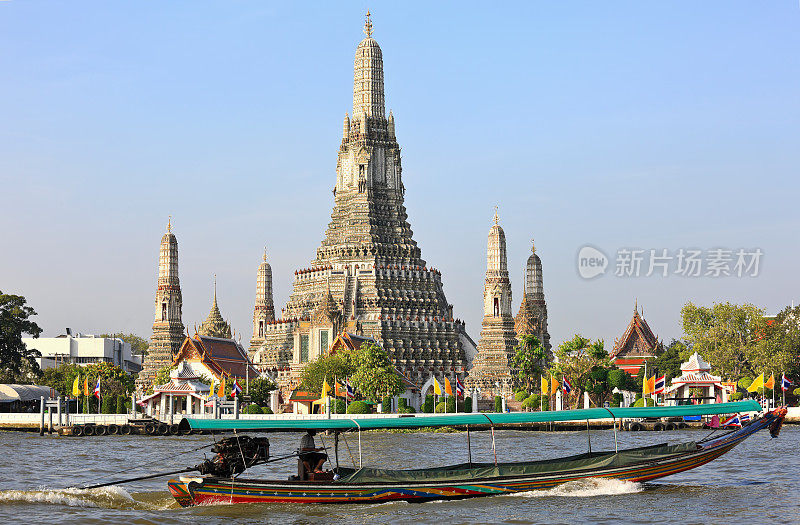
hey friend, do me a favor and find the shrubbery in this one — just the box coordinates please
[463,397,472,413]
[729,391,744,401]
[633,397,655,407]
[422,394,435,413]
[262,407,274,414]
[243,404,263,415]
[382,395,393,413]
[514,391,529,402]
[346,400,371,414]
[494,396,503,413]
[435,401,447,413]
[521,394,540,411]
[330,399,346,414]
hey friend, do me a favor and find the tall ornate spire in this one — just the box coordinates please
[138,221,185,390]
[465,213,517,397]
[516,237,551,352]
[250,248,275,352]
[353,11,385,118]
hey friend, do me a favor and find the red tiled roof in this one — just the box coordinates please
[173,335,259,381]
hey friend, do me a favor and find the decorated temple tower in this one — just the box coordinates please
[464,213,519,397]
[138,219,185,389]
[249,249,275,354]
[196,279,233,339]
[259,13,472,388]
[514,240,551,352]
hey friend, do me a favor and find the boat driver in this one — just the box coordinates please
[299,430,328,473]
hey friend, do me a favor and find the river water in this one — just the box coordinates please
[0,425,797,524]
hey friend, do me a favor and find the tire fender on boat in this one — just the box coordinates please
[629,422,642,431]
[95,425,108,436]
[107,424,119,435]
[83,425,95,436]
[120,424,132,435]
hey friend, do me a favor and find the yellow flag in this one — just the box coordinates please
[433,377,442,396]
[218,377,226,398]
[72,376,80,396]
[647,375,656,395]
[210,378,216,397]
[550,373,559,395]
[747,373,764,393]
[541,376,548,395]
[765,374,775,390]
[83,377,90,396]
[321,379,331,398]
[643,374,650,396]
[444,377,453,396]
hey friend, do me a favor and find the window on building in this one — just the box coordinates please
[162,302,167,321]
[300,335,309,363]
[258,320,264,337]
[320,330,329,355]
[493,297,499,317]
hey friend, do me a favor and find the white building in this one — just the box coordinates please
[22,332,142,374]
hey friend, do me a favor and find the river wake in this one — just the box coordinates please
[513,478,644,498]
[0,486,174,510]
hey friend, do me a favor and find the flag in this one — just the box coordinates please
[720,414,741,428]
[562,377,572,394]
[550,373,559,395]
[455,377,465,398]
[781,374,793,392]
[218,377,226,398]
[740,413,751,423]
[642,374,650,396]
[541,376,548,395]
[72,376,80,396]
[93,378,101,399]
[444,377,453,396]
[747,373,764,393]
[231,380,242,397]
[345,380,356,400]
[210,378,216,397]
[647,375,656,395]
[765,374,775,390]
[653,375,666,395]
[433,377,442,396]
[335,381,346,398]
[321,379,331,398]
[83,377,90,396]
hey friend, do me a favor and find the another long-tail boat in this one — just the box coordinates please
[167,401,785,507]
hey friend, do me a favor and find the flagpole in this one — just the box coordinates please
[782,373,786,407]
[771,371,775,409]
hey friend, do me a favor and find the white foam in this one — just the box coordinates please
[512,477,644,498]
[0,486,136,509]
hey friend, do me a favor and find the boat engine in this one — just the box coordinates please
[195,436,270,477]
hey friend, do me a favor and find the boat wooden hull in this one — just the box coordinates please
[168,408,784,507]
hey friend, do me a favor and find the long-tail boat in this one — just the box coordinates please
[166,401,785,507]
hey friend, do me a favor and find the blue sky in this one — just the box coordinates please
[2,1,798,351]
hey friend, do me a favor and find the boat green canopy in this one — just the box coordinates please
[181,400,761,432]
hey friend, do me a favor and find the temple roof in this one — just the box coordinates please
[681,352,711,373]
[173,334,259,380]
[610,304,661,359]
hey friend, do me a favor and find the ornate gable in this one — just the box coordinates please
[611,305,662,359]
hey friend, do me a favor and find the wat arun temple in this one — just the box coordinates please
[140,14,551,399]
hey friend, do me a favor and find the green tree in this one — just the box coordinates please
[39,363,84,398]
[681,302,776,379]
[0,291,42,382]
[99,333,149,358]
[512,335,548,392]
[761,305,800,379]
[299,354,355,394]
[550,335,614,408]
[349,342,403,401]
[247,376,276,407]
